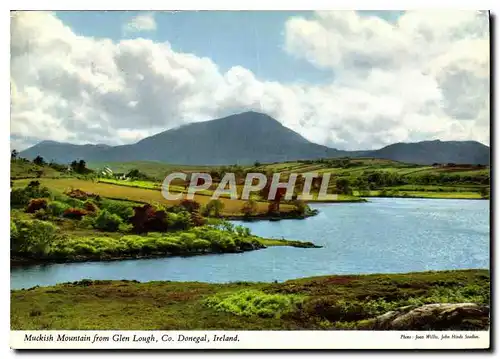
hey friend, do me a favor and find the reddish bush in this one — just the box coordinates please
[268,202,279,214]
[65,188,100,201]
[63,207,88,220]
[130,204,168,233]
[191,211,207,227]
[179,199,200,213]
[25,198,48,213]
[84,201,98,213]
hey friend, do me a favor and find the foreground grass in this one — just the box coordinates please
[11,269,489,330]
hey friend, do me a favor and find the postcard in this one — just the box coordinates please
[9,9,490,350]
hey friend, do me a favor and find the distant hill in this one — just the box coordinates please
[369,140,490,165]
[19,111,490,166]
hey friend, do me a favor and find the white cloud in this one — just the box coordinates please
[123,12,157,34]
[10,10,489,152]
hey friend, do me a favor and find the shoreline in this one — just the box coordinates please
[11,239,321,268]
[11,267,489,288]
[360,195,488,201]
[11,269,490,331]
[224,212,317,221]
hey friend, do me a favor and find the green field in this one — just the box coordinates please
[11,269,489,330]
[87,161,211,180]
[83,158,489,201]
[10,160,69,179]
[352,190,483,200]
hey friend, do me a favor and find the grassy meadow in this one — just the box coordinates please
[91,158,490,201]
[12,178,294,217]
[11,269,489,330]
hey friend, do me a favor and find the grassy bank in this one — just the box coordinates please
[352,190,484,200]
[11,269,489,330]
[10,214,319,267]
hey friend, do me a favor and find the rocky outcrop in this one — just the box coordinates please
[368,303,489,330]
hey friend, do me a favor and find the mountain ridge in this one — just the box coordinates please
[19,111,490,166]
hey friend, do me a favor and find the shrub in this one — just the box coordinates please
[83,200,98,213]
[335,178,351,195]
[179,199,201,213]
[10,183,51,207]
[242,200,258,217]
[302,297,370,322]
[100,200,134,221]
[204,290,303,318]
[79,215,96,229]
[479,187,490,199]
[130,204,168,233]
[11,189,30,207]
[166,211,192,230]
[93,210,123,232]
[379,189,389,197]
[64,188,89,200]
[118,223,133,233]
[203,199,224,217]
[167,204,187,214]
[47,201,70,217]
[191,211,207,227]
[292,200,307,215]
[191,239,211,252]
[34,209,50,220]
[56,196,85,208]
[63,208,88,220]
[234,225,251,237]
[25,198,48,213]
[11,219,59,256]
[10,220,18,238]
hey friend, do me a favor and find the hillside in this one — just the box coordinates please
[10,160,67,179]
[20,111,489,165]
[369,140,490,165]
[11,269,489,330]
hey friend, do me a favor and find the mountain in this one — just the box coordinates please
[19,111,490,166]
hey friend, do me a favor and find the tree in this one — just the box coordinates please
[260,179,287,213]
[11,149,18,161]
[254,161,261,167]
[33,155,45,166]
[335,178,351,195]
[71,159,89,174]
[479,187,490,199]
[292,200,307,215]
[203,199,225,217]
[180,199,201,213]
[126,169,141,178]
[242,199,257,217]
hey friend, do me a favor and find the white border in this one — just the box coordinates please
[10,330,491,349]
[3,1,498,10]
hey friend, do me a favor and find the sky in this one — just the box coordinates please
[10,10,490,151]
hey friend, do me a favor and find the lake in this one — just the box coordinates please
[10,198,490,289]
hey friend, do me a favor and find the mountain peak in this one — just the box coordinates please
[216,111,281,124]
[18,112,490,166]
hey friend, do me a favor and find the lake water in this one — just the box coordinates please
[11,198,490,289]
